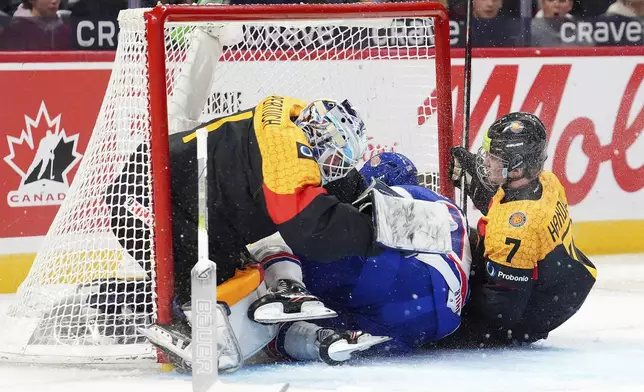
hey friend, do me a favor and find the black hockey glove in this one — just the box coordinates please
[449,147,496,215]
[324,167,368,204]
[449,146,476,187]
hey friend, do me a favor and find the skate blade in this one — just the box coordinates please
[137,326,192,363]
[253,301,338,324]
[327,335,392,363]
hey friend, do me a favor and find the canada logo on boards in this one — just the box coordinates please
[4,101,83,207]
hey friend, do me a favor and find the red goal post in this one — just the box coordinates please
[148,2,456,325]
[0,2,454,364]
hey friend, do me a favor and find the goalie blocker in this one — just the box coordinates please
[354,178,458,255]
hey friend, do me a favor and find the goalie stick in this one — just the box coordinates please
[192,129,290,392]
[192,127,219,392]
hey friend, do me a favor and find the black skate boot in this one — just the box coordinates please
[248,279,337,324]
[317,328,392,366]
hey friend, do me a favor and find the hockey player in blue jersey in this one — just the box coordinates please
[256,152,472,362]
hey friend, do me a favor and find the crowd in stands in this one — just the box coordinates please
[0,0,643,50]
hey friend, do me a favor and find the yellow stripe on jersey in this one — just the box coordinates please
[253,95,321,194]
[482,171,581,270]
[181,110,254,143]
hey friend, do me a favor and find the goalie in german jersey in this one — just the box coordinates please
[106,95,378,324]
[446,112,597,346]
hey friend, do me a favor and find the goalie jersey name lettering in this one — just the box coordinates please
[261,96,285,126]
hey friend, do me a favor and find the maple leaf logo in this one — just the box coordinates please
[4,101,83,207]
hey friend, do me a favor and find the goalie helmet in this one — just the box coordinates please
[295,99,367,184]
[360,152,419,187]
[476,112,548,190]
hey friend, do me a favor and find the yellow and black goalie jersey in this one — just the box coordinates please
[108,95,375,304]
[467,171,597,343]
[170,94,375,261]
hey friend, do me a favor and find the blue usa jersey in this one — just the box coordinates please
[302,185,471,354]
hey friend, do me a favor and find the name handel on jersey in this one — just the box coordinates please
[547,198,570,243]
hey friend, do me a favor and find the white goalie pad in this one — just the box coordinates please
[187,279,278,372]
[370,183,457,254]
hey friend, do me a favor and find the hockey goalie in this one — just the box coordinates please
[102,89,404,371]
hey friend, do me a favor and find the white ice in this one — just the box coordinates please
[1,254,643,392]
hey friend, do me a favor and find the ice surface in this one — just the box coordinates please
[1,254,643,392]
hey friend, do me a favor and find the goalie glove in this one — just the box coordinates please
[354,179,457,254]
[449,147,496,215]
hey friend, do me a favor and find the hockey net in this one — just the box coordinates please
[0,3,454,364]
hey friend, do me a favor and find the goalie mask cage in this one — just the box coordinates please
[0,2,454,364]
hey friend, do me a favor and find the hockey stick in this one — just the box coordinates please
[460,0,474,224]
[192,127,219,392]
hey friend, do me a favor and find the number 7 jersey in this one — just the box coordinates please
[481,171,596,277]
[469,171,597,342]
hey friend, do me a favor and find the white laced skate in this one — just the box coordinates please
[317,328,391,365]
[248,279,337,324]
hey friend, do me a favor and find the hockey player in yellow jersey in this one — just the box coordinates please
[447,112,597,346]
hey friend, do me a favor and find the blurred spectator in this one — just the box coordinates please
[0,0,10,14]
[572,0,614,16]
[605,0,644,16]
[13,1,30,16]
[535,0,573,18]
[474,0,503,18]
[68,0,127,19]
[531,0,574,47]
[0,0,9,36]
[0,0,70,50]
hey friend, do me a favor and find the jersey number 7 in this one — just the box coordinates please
[505,237,521,264]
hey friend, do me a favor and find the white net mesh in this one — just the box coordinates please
[0,5,449,363]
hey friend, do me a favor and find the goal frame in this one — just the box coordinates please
[147,2,455,327]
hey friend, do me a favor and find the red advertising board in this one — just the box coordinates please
[0,59,111,238]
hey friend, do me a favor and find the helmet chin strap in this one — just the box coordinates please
[501,166,536,190]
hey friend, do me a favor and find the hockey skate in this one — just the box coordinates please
[316,328,391,366]
[138,323,194,373]
[272,322,391,366]
[137,302,244,373]
[248,279,337,324]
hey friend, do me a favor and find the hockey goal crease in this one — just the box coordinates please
[0,3,455,365]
